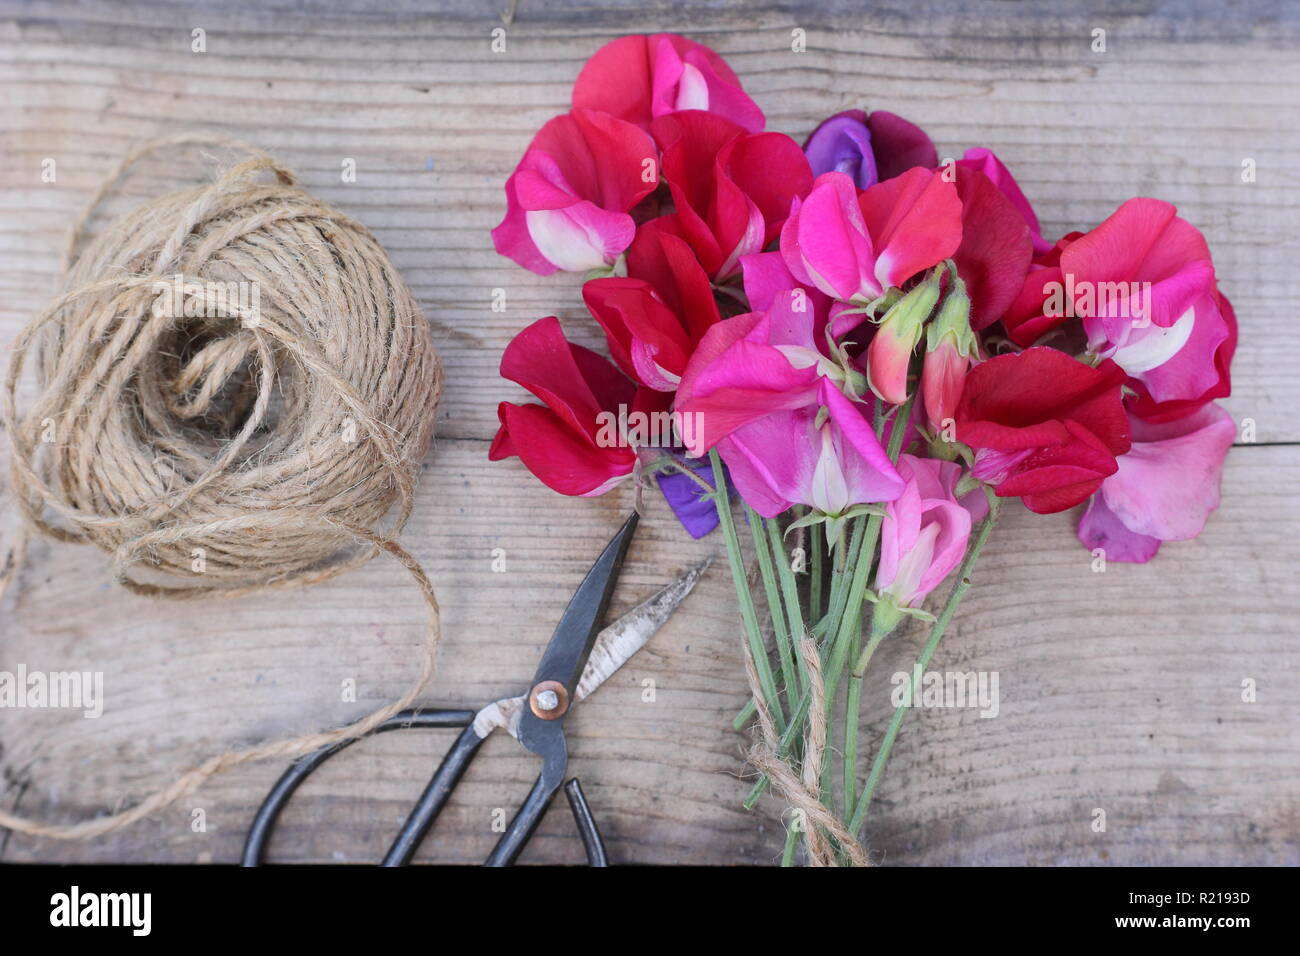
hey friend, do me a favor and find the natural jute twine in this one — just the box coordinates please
[743,636,870,866]
[0,134,443,840]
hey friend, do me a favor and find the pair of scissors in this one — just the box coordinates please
[241,512,708,866]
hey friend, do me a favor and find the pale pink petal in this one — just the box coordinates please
[1100,403,1235,541]
[1077,494,1162,563]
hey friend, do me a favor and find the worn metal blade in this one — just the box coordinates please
[574,556,711,704]
[473,557,712,741]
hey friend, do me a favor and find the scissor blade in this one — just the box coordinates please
[527,512,639,696]
[574,556,711,704]
[479,557,712,740]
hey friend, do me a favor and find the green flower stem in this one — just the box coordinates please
[732,697,757,731]
[780,818,800,867]
[746,502,799,705]
[731,513,860,733]
[711,449,786,734]
[767,517,807,696]
[739,391,912,809]
[844,661,862,812]
[847,491,1001,835]
[822,392,912,703]
[810,520,823,622]
[742,514,868,809]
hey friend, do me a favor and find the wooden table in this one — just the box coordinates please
[2,0,1297,865]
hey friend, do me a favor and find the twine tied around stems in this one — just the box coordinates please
[743,635,870,866]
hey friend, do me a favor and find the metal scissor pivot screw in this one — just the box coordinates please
[529,680,568,719]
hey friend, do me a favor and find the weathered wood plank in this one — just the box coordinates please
[2,440,1296,864]
[1,0,1297,864]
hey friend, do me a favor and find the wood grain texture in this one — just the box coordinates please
[1,0,1297,864]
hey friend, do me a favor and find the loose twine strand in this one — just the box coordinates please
[743,635,870,866]
[0,134,443,840]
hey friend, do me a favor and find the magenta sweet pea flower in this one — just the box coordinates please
[491,109,659,275]
[876,454,987,614]
[718,378,904,519]
[573,33,765,133]
[1063,198,1230,408]
[780,168,962,306]
[1076,403,1235,563]
[672,301,827,455]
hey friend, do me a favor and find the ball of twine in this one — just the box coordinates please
[0,134,444,841]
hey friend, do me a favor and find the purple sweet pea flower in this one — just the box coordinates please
[654,452,724,538]
[803,109,939,190]
[803,110,878,189]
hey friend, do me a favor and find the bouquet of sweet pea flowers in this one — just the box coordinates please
[488,34,1237,865]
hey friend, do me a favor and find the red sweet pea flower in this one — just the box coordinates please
[573,33,765,133]
[1000,233,1083,347]
[651,111,812,280]
[490,316,667,496]
[956,148,1053,255]
[950,166,1034,331]
[955,347,1131,514]
[491,109,659,275]
[582,222,721,390]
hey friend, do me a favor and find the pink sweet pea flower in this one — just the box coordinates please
[1062,198,1230,407]
[876,454,987,609]
[1077,403,1236,562]
[718,378,904,519]
[490,316,666,496]
[673,298,828,455]
[583,222,721,391]
[573,33,765,133]
[491,109,659,275]
[780,168,962,305]
[651,111,812,280]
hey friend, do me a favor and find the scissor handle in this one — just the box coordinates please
[382,722,487,865]
[242,708,609,866]
[241,708,476,866]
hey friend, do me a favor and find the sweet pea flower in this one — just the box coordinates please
[1077,404,1235,562]
[583,222,721,391]
[875,454,987,623]
[717,378,904,520]
[491,109,659,275]
[490,316,658,496]
[865,267,942,405]
[802,109,939,190]
[950,165,1035,330]
[920,276,978,430]
[573,33,765,133]
[1062,198,1231,411]
[1000,233,1083,347]
[955,347,1131,514]
[780,168,962,306]
[672,299,829,456]
[1127,290,1237,423]
[956,148,1053,256]
[651,111,812,280]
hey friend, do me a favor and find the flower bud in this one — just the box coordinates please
[866,267,942,404]
[921,278,977,431]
